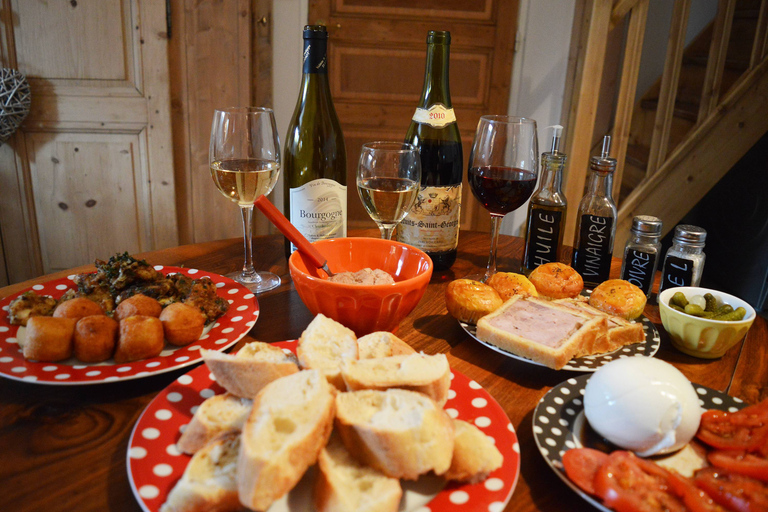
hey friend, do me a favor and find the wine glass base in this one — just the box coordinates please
[226,270,281,293]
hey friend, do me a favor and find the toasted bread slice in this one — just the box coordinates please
[202,342,299,399]
[334,389,454,480]
[237,369,336,511]
[161,431,242,512]
[177,392,252,455]
[444,419,503,484]
[356,331,415,359]
[314,432,402,512]
[297,314,358,389]
[476,296,607,370]
[340,352,451,406]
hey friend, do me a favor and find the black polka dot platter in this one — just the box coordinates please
[0,267,259,384]
[461,315,659,372]
[532,374,747,512]
[128,339,521,512]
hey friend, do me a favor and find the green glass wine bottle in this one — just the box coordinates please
[283,25,347,258]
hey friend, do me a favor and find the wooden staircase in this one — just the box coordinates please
[563,0,768,255]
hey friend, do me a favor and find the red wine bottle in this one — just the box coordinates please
[398,30,463,271]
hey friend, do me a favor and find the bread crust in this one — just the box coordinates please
[445,419,503,484]
[356,332,415,359]
[528,262,584,300]
[554,298,645,353]
[202,344,299,399]
[114,315,164,363]
[297,314,358,390]
[486,272,538,301]
[589,279,647,320]
[476,296,607,370]
[23,316,77,361]
[445,279,502,324]
[176,392,252,455]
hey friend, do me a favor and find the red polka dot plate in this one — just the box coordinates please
[127,340,521,512]
[0,266,259,385]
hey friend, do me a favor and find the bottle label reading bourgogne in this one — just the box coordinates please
[397,183,461,252]
[573,214,613,284]
[289,179,347,247]
[523,206,564,269]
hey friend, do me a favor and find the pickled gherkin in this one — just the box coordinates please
[667,291,747,322]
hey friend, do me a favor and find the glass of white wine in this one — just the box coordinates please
[210,107,281,292]
[357,142,421,240]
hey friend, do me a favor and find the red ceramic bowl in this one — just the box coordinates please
[288,237,433,336]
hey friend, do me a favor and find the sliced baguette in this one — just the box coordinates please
[356,331,415,359]
[340,352,451,406]
[202,342,299,399]
[314,432,402,512]
[177,392,252,455]
[476,296,607,370]
[161,431,242,512]
[237,369,336,511]
[297,314,358,390]
[334,389,454,480]
[444,419,503,484]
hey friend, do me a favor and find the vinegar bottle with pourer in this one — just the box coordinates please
[521,125,568,275]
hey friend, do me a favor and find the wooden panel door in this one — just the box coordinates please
[0,0,176,283]
[309,0,519,231]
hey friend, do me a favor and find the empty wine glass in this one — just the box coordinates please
[468,115,538,281]
[356,142,421,240]
[210,107,281,292]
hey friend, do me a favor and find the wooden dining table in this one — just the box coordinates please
[0,229,766,512]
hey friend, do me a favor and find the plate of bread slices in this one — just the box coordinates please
[446,265,659,371]
[128,315,520,512]
[0,253,258,384]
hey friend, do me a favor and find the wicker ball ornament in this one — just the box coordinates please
[0,68,31,145]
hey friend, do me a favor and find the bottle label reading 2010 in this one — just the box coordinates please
[398,184,461,252]
[289,179,347,251]
[411,104,457,128]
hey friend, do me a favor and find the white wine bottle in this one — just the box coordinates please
[283,25,347,256]
[398,30,463,271]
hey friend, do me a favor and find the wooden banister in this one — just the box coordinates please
[698,0,736,121]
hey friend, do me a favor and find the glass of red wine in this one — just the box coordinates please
[468,115,538,281]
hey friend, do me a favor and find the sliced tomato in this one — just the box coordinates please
[695,467,768,512]
[709,450,768,482]
[667,470,729,512]
[562,448,610,495]
[697,409,768,451]
[593,451,688,512]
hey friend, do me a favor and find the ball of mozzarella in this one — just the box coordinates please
[584,357,703,457]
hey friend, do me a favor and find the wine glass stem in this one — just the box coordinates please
[379,225,395,240]
[239,205,257,278]
[485,214,504,281]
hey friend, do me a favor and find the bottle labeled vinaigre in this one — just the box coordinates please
[521,125,567,275]
[620,215,663,298]
[398,30,463,270]
[283,25,347,256]
[571,136,617,288]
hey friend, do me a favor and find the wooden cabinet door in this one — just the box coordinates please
[309,0,519,232]
[0,0,176,283]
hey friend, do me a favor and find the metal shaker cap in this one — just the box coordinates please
[631,215,662,236]
[672,224,707,246]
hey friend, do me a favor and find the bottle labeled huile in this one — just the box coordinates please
[571,136,617,288]
[521,125,567,275]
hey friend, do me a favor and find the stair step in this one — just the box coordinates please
[640,98,700,122]
[625,143,650,170]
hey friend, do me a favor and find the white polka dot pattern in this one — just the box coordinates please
[0,267,259,385]
[127,340,520,512]
[460,316,660,371]
[532,374,746,512]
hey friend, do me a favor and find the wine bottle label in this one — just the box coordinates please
[398,184,461,252]
[411,104,457,128]
[572,214,614,285]
[621,249,658,295]
[524,207,563,269]
[288,179,347,251]
[659,255,694,292]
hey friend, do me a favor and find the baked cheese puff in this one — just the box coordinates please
[486,272,538,301]
[114,315,164,363]
[114,294,162,322]
[159,303,206,346]
[445,279,503,324]
[53,297,104,320]
[23,316,77,361]
[589,279,647,320]
[528,262,584,300]
[74,315,119,363]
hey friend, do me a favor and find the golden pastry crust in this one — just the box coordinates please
[445,279,502,324]
[114,315,164,363]
[589,279,647,320]
[160,302,206,346]
[74,315,119,363]
[115,293,162,322]
[528,262,584,300]
[486,272,538,301]
[53,297,104,320]
[23,316,77,361]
